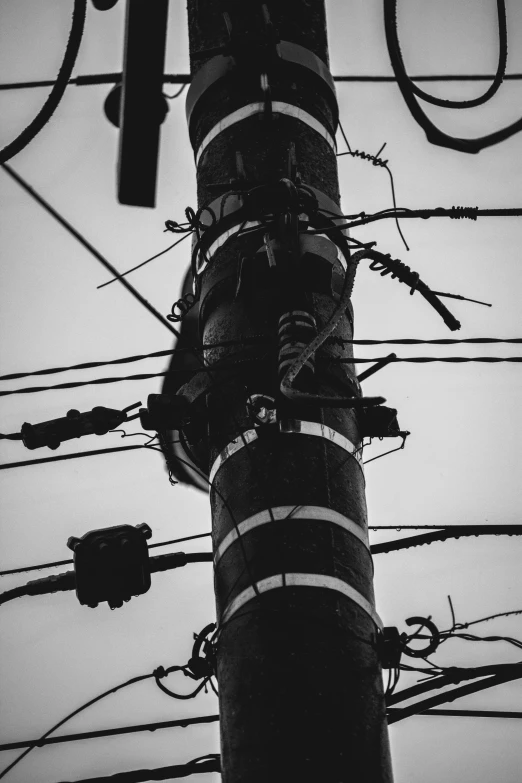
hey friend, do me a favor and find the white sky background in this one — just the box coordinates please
[1,0,522,781]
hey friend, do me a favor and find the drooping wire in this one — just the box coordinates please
[384,0,522,153]
[389,0,508,109]
[0,664,185,780]
[337,121,409,250]
[0,0,87,163]
[163,83,188,100]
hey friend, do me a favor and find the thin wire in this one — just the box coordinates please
[0,163,181,340]
[97,233,192,289]
[0,443,161,472]
[1,337,519,384]
[0,0,87,163]
[54,755,220,783]
[0,714,219,752]
[0,666,180,780]
[370,525,522,554]
[337,121,409,250]
[3,72,522,92]
[327,206,522,232]
[0,532,211,577]
[327,357,522,364]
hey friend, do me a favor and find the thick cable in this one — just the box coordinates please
[371,524,522,554]
[326,206,522,232]
[0,1,87,163]
[0,443,157,472]
[384,1,522,153]
[54,755,220,783]
[0,337,519,384]
[0,715,219,752]
[4,72,522,92]
[389,0,507,109]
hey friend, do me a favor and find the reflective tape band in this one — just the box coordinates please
[196,101,336,166]
[209,428,259,486]
[220,572,383,629]
[209,420,363,486]
[197,219,262,275]
[280,419,364,467]
[214,505,369,565]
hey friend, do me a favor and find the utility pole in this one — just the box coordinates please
[179,1,393,780]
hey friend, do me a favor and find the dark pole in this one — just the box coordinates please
[184,1,393,780]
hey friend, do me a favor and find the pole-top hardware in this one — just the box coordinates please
[401,616,441,658]
[185,622,217,679]
[378,627,403,669]
[139,393,190,432]
[67,523,152,609]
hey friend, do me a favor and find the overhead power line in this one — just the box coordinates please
[0,443,155,471]
[54,755,220,783]
[1,355,521,398]
[1,337,520,384]
[0,163,181,340]
[416,708,522,719]
[331,206,522,232]
[0,715,219,752]
[371,525,522,554]
[2,72,522,91]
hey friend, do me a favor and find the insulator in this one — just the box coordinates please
[278,310,317,383]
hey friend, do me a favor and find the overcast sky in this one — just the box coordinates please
[1,1,522,781]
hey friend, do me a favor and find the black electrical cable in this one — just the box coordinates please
[388,661,522,707]
[417,708,522,719]
[0,532,212,577]
[54,755,220,783]
[387,669,522,724]
[384,0,522,153]
[0,666,183,780]
[0,0,87,163]
[328,356,522,364]
[0,715,219,752]
[0,337,519,384]
[4,71,522,92]
[371,524,522,554]
[389,0,507,109]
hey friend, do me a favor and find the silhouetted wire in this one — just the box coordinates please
[0,443,160,472]
[53,755,220,782]
[370,525,522,554]
[97,232,192,289]
[0,0,86,163]
[391,0,507,109]
[164,83,188,99]
[155,674,211,701]
[1,337,519,384]
[387,669,522,724]
[4,71,522,92]
[0,433,22,441]
[0,163,181,339]
[0,665,185,780]
[415,708,522,719]
[0,714,219,752]
[327,357,522,364]
[337,121,409,250]
[384,0,522,153]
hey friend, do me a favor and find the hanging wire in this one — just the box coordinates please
[337,121,409,250]
[0,0,87,163]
